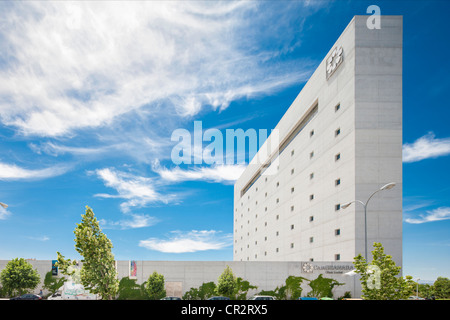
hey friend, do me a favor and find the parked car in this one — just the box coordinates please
[298,297,319,300]
[161,296,182,300]
[248,295,276,300]
[208,296,230,300]
[47,292,63,300]
[10,294,42,300]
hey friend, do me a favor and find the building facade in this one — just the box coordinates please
[233,16,403,266]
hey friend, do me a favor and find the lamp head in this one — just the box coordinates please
[380,182,396,191]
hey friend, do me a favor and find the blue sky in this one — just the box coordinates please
[0,1,449,282]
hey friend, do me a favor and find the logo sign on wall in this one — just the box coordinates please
[326,46,344,80]
[301,262,354,274]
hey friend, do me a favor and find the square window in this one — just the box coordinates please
[335,204,341,211]
[291,187,295,193]
[310,258,314,262]
[335,229,341,236]
[335,254,341,261]
[276,198,279,204]
[276,215,279,220]
[291,206,294,212]
[310,151,314,159]
[309,237,314,243]
[310,194,314,201]
[291,224,294,230]
[276,182,280,187]
[276,248,279,253]
[335,178,341,186]
[335,104,341,112]
[276,231,279,236]
[310,172,314,180]
[265,207,267,212]
[265,192,267,197]
[335,153,341,161]
[291,150,295,156]
[310,129,315,137]
[335,128,341,137]
[309,216,314,222]
[291,168,295,175]
[291,243,294,249]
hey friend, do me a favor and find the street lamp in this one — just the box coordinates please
[416,278,420,299]
[0,202,8,209]
[342,182,396,261]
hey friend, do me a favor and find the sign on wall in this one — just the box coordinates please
[129,260,137,279]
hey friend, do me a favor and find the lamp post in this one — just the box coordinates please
[416,278,420,299]
[0,202,8,209]
[342,182,396,261]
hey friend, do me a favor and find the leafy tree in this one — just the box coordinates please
[117,276,147,300]
[434,277,450,299]
[0,258,40,297]
[258,276,307,300]
[183,287,201,300]
[183,281,217,300]
[307,274,343,298]
[216,265,236,298]
[57,206,119,300]
[418,283,434,299]
[145,271,166,300]
[353,242,415,300]
[285,275,308,299]
[43,271,66,295]
[233,277,258,300]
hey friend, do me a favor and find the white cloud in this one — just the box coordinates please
[0,206,11,220]
[139,230,232,253]
[93,168,174,212]
[99,213,159,230]
[0,162,69,180]
[28,235,50,242]
[403,132,450,163]
[154,163,246,184]
[405,207,450,224]
[0,1,315,137]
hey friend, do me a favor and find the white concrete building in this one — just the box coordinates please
[233,16,403,266]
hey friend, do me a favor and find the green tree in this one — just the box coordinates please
[117,276,147,300]
[233,277,258,300]
[183,281,217,300]
[183,287,201,300]
[353,242,415,300]
[434,277,450,299]
[145,271,166,300]
[0,258,40,297]
[285,275,308,299]
[57,206,119,300]
[43,271,66,295]
[257,276,307,300]
[307,274,343,298]
[216,265,236,298]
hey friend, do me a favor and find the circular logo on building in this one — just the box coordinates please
[301,262,314,273]
[326,46,343,79]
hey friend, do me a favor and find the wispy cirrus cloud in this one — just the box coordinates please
[154,162,247,184]
[405,207,450,224]
[99,213,159,230]
[0,162,69,180]
[139,230,232,253]
[93,168,175,213]
[0,206,11,220]
[403,132,450,163]
[0,1,317,137]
